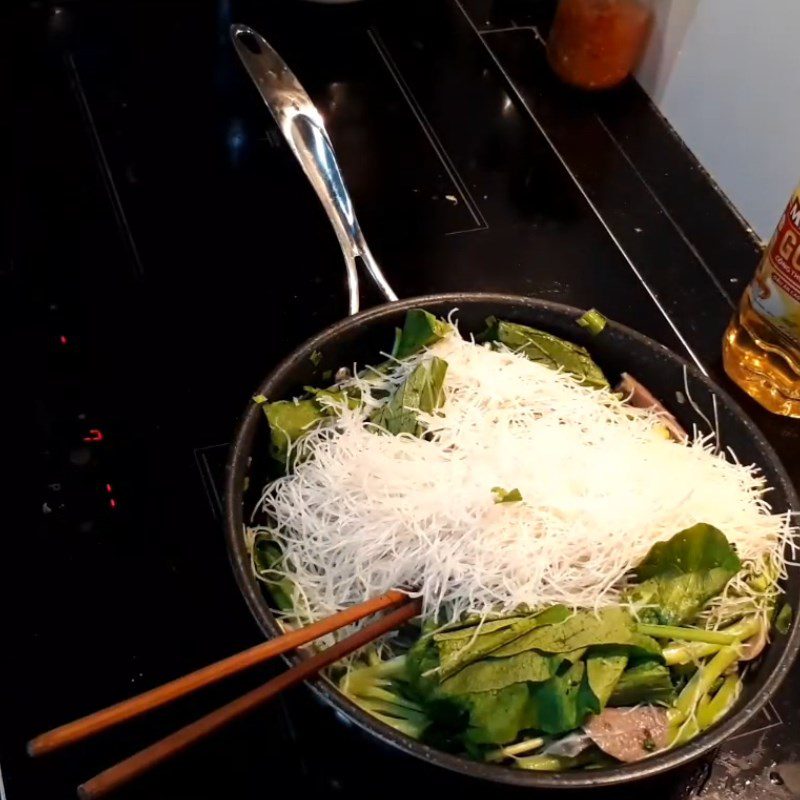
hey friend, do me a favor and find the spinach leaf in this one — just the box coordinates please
[529,662,587,735]
[303,386,361,411]
[394,309,451,360]
[370,356,448,436]
[527,604,574,627]
[464,684,537,745]
[262,398,325,462]
[407,637,539,748]
[492,487,523,503]
[437,620,541,680]
[577,653,628,715]
[491,608,661,659]
[441,650,556,695]
[608,660,675,706]
[529,654,627,736]
[443,646,585,695]
[261,384,362,462]
[433,617,525,642]
[629,524,742,625]
[636,524,741,580]
[438,606,570,678]
[419,683,536,749]
[775,602,793,635]
[485,318,609,389]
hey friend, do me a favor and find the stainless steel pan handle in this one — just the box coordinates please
[230,24,398,315]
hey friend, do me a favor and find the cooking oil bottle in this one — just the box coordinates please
[723,182,800,417]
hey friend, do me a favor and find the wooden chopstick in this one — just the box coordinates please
[78,598,421,799]
[28,589,407,757]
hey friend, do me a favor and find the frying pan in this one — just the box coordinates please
[224,25,800,788]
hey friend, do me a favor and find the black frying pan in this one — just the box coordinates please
[224,28,800,789]
[224,294,800,789]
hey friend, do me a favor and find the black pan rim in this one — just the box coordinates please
[224,291,800,788]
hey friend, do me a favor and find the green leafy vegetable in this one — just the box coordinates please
[776,602,793,635]
[490,608,661,659]
[578,652,628,714]
[465,684,536,745]
[521,650,626,736]
[370,357,448,436]
[261,398,325,462]
[393,309,451,360]
[608,660,674,706]
[629,524,742,625]
[260,384,362,462]
[636,524,742,581]
[304,386,361,410]
[484,318,609,389]
[441,650,555,695]
[524,604,575,627]
[576,309,607,336]
[438,606,571,679]
[309,349,323,367]
[492,487,523,504]
[528,661,587,734]
[433,617,525,642]
[252,536,294,611]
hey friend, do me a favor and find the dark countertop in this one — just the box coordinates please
[5,1,799,798]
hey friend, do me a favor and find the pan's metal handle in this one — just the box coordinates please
[230,24,398,315]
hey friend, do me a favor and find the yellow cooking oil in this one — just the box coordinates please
[723,182,800,417]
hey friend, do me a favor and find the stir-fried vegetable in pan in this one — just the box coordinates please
[246,309,796,771]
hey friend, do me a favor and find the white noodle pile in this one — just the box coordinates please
[256,332,796,624]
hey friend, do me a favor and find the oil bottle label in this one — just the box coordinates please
[749,192,800,347]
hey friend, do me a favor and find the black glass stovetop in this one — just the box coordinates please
[6,1,800,798]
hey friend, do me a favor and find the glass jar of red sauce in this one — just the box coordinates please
[547,0,652,90]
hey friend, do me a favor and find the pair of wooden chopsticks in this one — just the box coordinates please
[28,590,418,798]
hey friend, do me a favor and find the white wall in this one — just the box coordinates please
[636,0,800,241]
